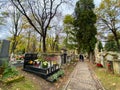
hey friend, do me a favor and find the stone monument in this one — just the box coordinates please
[0,40,10,66]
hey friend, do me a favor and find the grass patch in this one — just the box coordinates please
[0,61,78,90]
[10,78,39,90]
[1,75,24,84]
[0,77,41,90]
[95,67,120,90]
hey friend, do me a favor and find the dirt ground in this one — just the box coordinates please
[0,61,77,90]
[18,62,77,90]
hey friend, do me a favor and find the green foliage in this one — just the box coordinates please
[95,67,120,90]
[37,57,44,62]
[47,70,64,82]
[2,66,19,80]
[46,35,60,52]
[63,14,74,24]
[104,33,120,52]
[0,16,5,25]
[9,35,26,54]
[107,32,120,42]
[105,41,118,51]
[0,67,23,84]
[10,0,65,52]
[73,0,97,53]
[95,0,120,50]
[1,11,9,17]
[63,14,77,50]
[0,11,8,25]
[3,75,24,84]
[51,73,58,81]
[57,70,64,76]
[98,41,103,52]
[0,76,39,90]
[2,60,9,69]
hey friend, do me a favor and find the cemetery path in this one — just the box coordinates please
[16,61,105,90]
[62,61,105,90]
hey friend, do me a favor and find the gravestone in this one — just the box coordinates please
[61,48,67,64]
[105,54,113,61]
[0,40,10,66]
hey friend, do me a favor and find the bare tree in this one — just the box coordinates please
[1,2,23,53]
[9,7,23,53]
[10,0,72,52]
[96,0,120,51]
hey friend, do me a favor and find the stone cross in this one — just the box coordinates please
[0,40,10,66]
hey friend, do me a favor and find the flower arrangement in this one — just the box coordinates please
[38,53,59,68]
[96,63,103,67]
[42,61,48,68]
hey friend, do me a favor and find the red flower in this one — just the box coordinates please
[96,63,103,67]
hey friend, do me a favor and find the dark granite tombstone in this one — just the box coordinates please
[0,40,10,66]
[61,48,67,64]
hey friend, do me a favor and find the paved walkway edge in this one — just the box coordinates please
[62,62,106,90]
[62,63,78,90]
[89,64,106,90]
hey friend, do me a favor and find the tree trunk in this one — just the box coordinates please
[114,32,120,51]
[39,37,42,52]
[31,39,36,53]
[43,36,46,52]
[88,51,95,64]
[11,35,17,53]
[26,30,31,53]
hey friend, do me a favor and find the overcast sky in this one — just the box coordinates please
[0,0,102,40]
[94,0,101,7]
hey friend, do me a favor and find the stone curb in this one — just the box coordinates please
[88,64,106,90]
[62,62,78,90]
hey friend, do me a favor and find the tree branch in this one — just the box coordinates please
[10,0,42,36]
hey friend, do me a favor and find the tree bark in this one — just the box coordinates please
[113,32,120,51]
[39,37,42,52]
[26,30,31,52]
[88,51,95,64]
[11,35,17,53]
[10,0,65,53]
[43,36,46,52]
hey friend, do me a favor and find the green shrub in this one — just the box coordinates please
[51,73,58,81]
[47,70,64,82]
[2,66,19,80]
[57,70,64,76]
